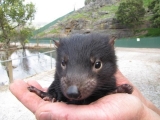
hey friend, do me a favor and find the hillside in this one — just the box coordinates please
[32,0,160,40]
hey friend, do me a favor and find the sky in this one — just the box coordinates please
[25,0,85,27]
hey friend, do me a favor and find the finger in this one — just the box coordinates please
[9,80,46,113]
[35,102,102,120]
[35,94,143,120]
[35,94,122,120]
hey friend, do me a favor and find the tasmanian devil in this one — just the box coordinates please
[28,33,133,105]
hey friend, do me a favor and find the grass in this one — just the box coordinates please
[64,2,119,22]
[37,27,61,37]
[38,32,46,37]
[66,13,88,20]
[49,28,60,34]
[145,28,160,37]
[135,28,160,37]
[99,4,119,12]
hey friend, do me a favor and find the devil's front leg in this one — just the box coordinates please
[27,86,56,102]
[28,73,65,102]
[115,84,133,94]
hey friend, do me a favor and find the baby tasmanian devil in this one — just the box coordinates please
[28,33,133,105]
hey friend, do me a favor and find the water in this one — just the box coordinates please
[0,48,56,85]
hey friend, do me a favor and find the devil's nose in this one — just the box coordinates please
[66,85,80,99]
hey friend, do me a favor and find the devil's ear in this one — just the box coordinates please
[53,40,60,48]
[109,36,116,46]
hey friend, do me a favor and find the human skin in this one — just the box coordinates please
[9,70,160,120]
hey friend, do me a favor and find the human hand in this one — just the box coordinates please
[10,70,160,120]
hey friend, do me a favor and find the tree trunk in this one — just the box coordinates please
[4,39,13,83]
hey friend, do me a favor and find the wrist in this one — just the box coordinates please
[141,104,160,120]
[146,100,160,115]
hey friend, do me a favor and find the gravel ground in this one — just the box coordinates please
[0,47,160,120]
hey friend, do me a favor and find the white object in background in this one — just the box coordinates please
[137,38,140,42]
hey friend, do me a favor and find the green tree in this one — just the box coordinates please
[16,26,34,49]
[0,0,35,82]
[116,0,145,28]
[148,0,160,28]
[0,0,36,50]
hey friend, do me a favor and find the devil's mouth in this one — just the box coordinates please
[61,77,97,101]
[68,96,82,101]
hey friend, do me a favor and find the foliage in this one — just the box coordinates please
[143,0,152,7]
[0,0,36,48]
[116,0,145,28]
[17,27,33,49]
[135,28,160,37]
[148,0,160,28]
[144,28,160,37]
[24,39,29,44]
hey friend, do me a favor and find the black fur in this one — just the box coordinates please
[28,33,133,105]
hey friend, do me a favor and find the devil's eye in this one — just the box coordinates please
[94,61,102,69]
[61,60,66,68]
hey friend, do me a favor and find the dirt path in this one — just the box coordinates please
[0,47,160,120]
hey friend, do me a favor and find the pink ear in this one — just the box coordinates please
[53,40,60,48]
[109,36,116,46]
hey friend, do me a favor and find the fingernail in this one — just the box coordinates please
[39,112,52,120]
